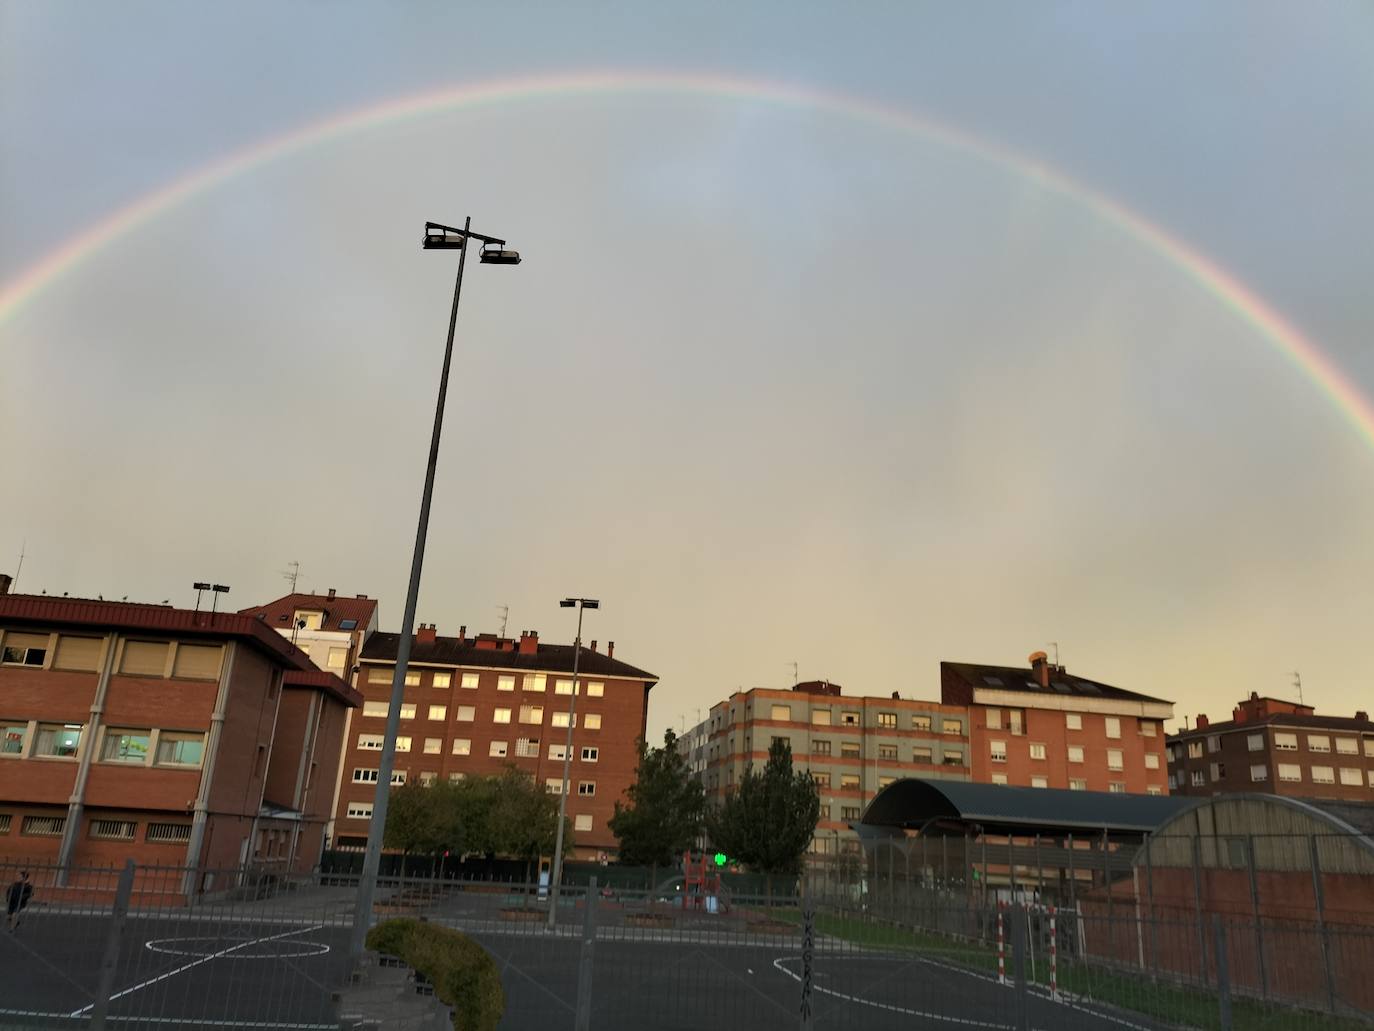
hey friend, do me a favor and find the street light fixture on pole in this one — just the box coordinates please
[547,596,598,930]
[348,217,521,968]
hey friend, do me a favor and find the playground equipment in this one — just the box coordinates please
[681,851,725,913]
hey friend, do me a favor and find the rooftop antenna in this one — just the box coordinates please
[1291,670,1304,707]
[497,604,510,638]
[1048,641,1060,667]
[282,561,301,593]
[790,661,799,686]
[13,539,25,592]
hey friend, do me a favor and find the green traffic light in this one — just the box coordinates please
[713,852,727,866]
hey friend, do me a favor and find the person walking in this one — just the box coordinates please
[6,871,33,930]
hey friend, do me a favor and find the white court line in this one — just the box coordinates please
[68,923,325,1017]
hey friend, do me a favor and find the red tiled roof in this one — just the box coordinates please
[943,661,1172,705]
[239,592,378,634]
[0,594,314,670]
[283,668,362,707]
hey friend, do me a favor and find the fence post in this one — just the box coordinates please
[1011,902,1030,1031]
[1144,832,1159,979]
[1308,834,1337,1013]
[997,901,1007,985]
[89,859,135,1031]
[1192,835,1209,987]
[800,876,815,1031]
[1245,834,1267,998]
[573,875,597,1031]
[1049,905,1060,1001]
[1212,915,1233,1031]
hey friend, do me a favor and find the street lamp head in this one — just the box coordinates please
[422,228,466,250]
[560,599,576,609]
[479,246,521,265]
[560,598,600,609]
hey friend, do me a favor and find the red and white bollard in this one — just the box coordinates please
[997,901,1007,985]
[1048,904,1060,1000]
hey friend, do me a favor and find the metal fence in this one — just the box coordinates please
[1,855,1370,1030]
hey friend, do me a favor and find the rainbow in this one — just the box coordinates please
[3,69,1371,447]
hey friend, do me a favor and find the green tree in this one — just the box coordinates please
[608,730,705,883]
[383,780,465,871]
[707,738,820,893]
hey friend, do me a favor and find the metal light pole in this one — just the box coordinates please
[547,596,598,929]
[348,218,520,967]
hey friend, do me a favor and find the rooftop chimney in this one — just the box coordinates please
[607,641,615,659]
[519,630,539,656]
[1028,650,1050,689]
[0,573,11,596]
[356,594,368,599]
[589,640,597,653]
[416,623,437,645]
[457,625,467,644]
[1197,714,1209,730]
[1357,710,1369,722]
[327,588,336,601]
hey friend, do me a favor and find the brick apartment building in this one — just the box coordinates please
[1167,692,1374,800]
[0,579,358,884]
[942,651,1172,795]
[681,681,973,856]
[334,625,657,860]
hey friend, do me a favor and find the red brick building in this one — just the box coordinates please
[942,651,1172,795]
[0,581,358,887]
[334,626,656,860]
[1167,693,1374,800]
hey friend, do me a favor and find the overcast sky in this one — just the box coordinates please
[3,2,1372,738]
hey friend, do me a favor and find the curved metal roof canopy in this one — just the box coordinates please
[862,778,1192,836]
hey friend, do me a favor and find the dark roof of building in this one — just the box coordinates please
[283,668,362,707]
[1,594,315,671]
[1169,712,1374,741]
[943,661,1171,705]
[360,632,657,682]
[863,778,1192,835]
[239,592,378,634]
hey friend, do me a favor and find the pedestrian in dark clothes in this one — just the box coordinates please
[6,871,33,930]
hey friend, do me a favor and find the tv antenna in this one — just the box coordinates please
[1291,670,1304,707]
[790,661,799,686]
[13,539,25,592]
[497,604,510,638]
[282,561,301,593]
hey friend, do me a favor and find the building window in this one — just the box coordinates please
[1311,766,1334,784]
[90,819,136,840]
[146,822,192,843]
[1308,735,1331,753]
[432,672,451,688]
[456,705,475,722]
[581,746,598,762]
[35,723,83,758]
[1067,745,1084,764]
[101,729,150,764]
[986,708,1001,730]
[1277,763,1302,782]
[584,714,602,730]
[448,772,465,783]
[577,781,596,796]
[942,749,962,766]
[418,771,436,785]
[368,668,392,684]
[452,738,471,756]
[1069,778,1087,791]
[464,673,483,690]
[519,674,541,693]
[840,806,861,820]
[877,712,896,729]
[1141,721,1158,738]
[1026,742,1046,761]
[942,720,963,736]
[912,746,932,763]
[840,774,860,789]
[52,635,101,672]
[555,680,576,696]
[22,815,66,837]
[362,701,388,718]
[1335,737,1358,755]
[428,705,447,721]
[519,705,543,724]
[156,733,204,767]
[394,736,412,752]
[990,741,1007,763]
[1107,749,1123,771]
[404,672,420,687]
[991,774,1008,785]
[1274,732,1298,751]
[878,775,895,787]
[424,738,441,755]
[1187,740,1203,758]
[1339,767,1361,786]
[548,744,567,761]
[574,814,593,832]
[771,704,792,721]
[840,742,860,759]
[120,640,168,676]
[1,722,27,755]
[347,802,373,819]
[1030,776,1048,789]
[1144,753,1160,769]
[1065,713,1082,731]
[489,741,508,758]
[390,770,407,786]
[326,647,348,671]
[172,644,223,680]
[812,740,831,756]
[1210,762,1225,781]
[1250,765,1267,781]
[911,715,931,731]
[812,710,832,726]
[1103,717,1120,739]
[1109,782,1126,794]
[841,712,860,726]
[1248,733,1265,751]
[294,610,324,631]
[552,712,576,729]
[1365,738,1374,758]
[878,744,897,761]
[398,704,416,719]
[353,768,379,783]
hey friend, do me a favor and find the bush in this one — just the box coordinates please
[366,918,505,1031]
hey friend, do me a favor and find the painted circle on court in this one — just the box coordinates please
[145,936,331,960]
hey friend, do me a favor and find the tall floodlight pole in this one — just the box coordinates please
[547,596,598,929]
[349,219,521,967]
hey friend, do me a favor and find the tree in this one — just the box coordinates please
[384,780,465,869]
[486,765,566,880]
[707,738,820,891]
[608,730,706,878]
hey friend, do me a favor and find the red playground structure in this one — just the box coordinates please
[681,851,724,912]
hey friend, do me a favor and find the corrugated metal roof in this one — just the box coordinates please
[863,778,1192,834]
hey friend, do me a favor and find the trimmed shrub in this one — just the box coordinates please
[366,918,504,1031]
